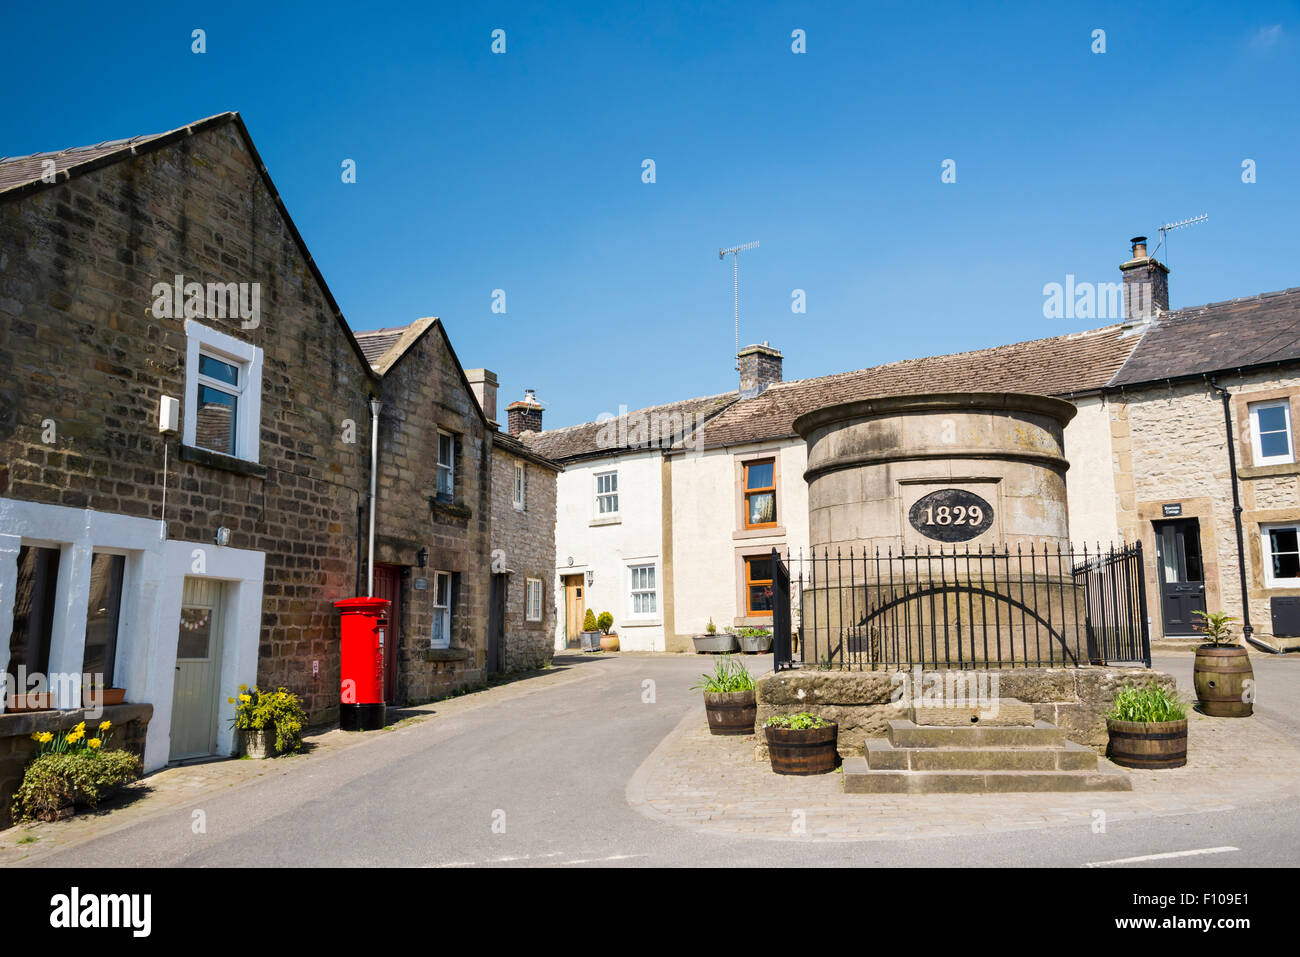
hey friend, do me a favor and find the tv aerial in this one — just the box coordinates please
[719,241,759,371]
[1152,213,1208,264]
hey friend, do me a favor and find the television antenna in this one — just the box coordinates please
[719,241,759,371]
[1152,213,1208,263]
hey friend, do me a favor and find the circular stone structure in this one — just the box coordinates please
[793,392,1077,555]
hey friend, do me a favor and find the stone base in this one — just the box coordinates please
[910,698,1035,727]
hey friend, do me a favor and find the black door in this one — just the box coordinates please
[1153,519,1207,635]
[487,574,507,675]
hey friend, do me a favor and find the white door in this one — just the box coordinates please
[169,578,226,761]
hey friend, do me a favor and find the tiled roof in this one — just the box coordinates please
[492,431,563,471]
[353,327,409,365]
[522,392,740,462]
[699,324,1138,449]
[1108,287,1300,387]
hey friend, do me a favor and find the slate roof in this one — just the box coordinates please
[0,127,189,194]
[522,392,740,462]
[353,326,412,366]
[698,324,1138,449]
[493,431,563,472]
[1109,287,1300,387]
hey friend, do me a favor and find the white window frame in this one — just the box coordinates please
[1262,523,1300,588]
[436,431,456,498]
[513,463,526,511]
[1249,399,1294,466]
[627,562,658,619]
[183,320,263,464]
[525,578,543,622]
[430,571,453,648]
[595,470,619,517]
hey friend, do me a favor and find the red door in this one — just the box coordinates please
[373,564,402,703]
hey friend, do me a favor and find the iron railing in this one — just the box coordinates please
[771,542,1150,671]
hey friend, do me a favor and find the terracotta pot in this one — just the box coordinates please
[1106,718,1187,769]
[1193,644,1253,717]
[84,688,126,707]
[600,633,620,652]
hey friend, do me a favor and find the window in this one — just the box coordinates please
[431,571,453,648]
[184,321,262,463]
[437,432,455,499]
[513,463,526,510]
[1249,400,1293,466]
[629,564,657,616]
[744,459,777,528]
[1263,524,1300,586]
[82,552,126,688]
[6,545,60,689]
[526,578,543,622]
[595,470,619,516]
[745,556,774,616]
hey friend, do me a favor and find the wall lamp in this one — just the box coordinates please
[585,569,594,586]
[416,547,428,568]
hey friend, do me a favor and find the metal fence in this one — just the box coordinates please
[771,542,1149,671]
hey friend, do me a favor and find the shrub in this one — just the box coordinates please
[583,608,597,632]
[228,685,307,753]
[1191,610,1237,647]
[1108,683,1186,723]
[11,750,141,823]
[764,712,832,730]
[597,611,614,634]
[691,655,755,693]
[705,617,717,635]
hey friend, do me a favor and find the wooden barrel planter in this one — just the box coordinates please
[765,722,838,775]
[704,690,756,735]
[1193,645,1254,717]
[1106,718,1187,769]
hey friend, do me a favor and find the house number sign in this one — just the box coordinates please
[908,489,994,543]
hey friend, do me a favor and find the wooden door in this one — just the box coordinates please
[564,574,585,649]
[373,564,402,703]
[1154,520,1207,635]
[487,573,507,674]
[169,578,225,761]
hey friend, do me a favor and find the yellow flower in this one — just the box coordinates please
[66,728,84,743]
[39,732,54,744]
[88,738,102,749]
[74,721,86,732]
[99,720,111,732]
[239,694,251,703]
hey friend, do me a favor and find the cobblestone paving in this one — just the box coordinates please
[626,704,1300,843]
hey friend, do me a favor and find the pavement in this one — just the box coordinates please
[1,651,1298,867]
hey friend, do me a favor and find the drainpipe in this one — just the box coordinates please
[1210,378,1276,653]
[368,396,382,597]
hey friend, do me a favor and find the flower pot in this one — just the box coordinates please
[1193,645,1253,717]
[6,693,56,712]
[1106,718,1187,769]
[738,631,773,654]
[84,688,126,707]
[703,690,756,735]
[241,728,280,759]
[764,722,838,775]
[600,633,620,653]
[580,631,602,652]
[692,634,738,654]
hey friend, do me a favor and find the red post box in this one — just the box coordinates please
[334,596,390,731]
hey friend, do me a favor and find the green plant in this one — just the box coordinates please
[597,611,614,634]
[691,655,756,693]
[10,749,142,823]
[738,627,771,638]
[1191,609,1238,647]
[705,617,717,635]
[228,685,307,753]
[1108,683,1187,723]
[583,608,597,632]
[764,712,832,730]
[28,718,117,757]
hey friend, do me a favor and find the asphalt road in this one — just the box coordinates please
[22,652,1300,868]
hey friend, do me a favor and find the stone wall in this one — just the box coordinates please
[0,119,373,725]
[0,703,152,829]
[755,667,1177,758]
[490,443,558,671]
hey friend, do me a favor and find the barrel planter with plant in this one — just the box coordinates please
[1191,610,1253,718]
[692,655,756,735]
[1106,684,1188,770]
[764,713,838,775]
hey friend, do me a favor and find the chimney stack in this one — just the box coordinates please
[465,369,498,427]
[737,341,783,399]
[506,389,544,436]
[1119,235,1169,333]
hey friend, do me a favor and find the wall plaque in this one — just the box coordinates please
[413,578,428,590]
[908,489,995,543]
[1162,503,1182,517]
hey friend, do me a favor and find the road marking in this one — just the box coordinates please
[1083,846,1239,868]
[554,853,648,865]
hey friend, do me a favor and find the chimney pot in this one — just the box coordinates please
[737,342,783,399]
[1119,233,1169,329]
[505,388,544,436]
[1130,236,1148,259]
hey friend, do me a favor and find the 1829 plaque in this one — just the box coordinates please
[908,488,995,543]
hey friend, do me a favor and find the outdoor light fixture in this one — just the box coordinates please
[416,547,428,568]
[585,569,594,586]
[215,526,231,546]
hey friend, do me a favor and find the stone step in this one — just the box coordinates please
[865,738,1098,772]
[842,756,1132,793]
[910,697,1036,727]
[887,719,1067,749]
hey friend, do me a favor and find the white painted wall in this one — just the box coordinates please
[1063,395,1120,546]
[551,451,665,651]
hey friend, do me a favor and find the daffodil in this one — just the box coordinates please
[88,738,102,749]
[99,720,111,732]
[66,728,84,744]
[74,721,86,733]
[239,694,251,703]
[39,732,54,744]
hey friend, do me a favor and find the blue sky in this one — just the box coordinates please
[3,1,1297,428]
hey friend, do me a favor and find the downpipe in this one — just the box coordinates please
[368,395,382,598]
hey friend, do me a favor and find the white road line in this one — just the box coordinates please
[1083,846,1240,868]
[555,853,648,866]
